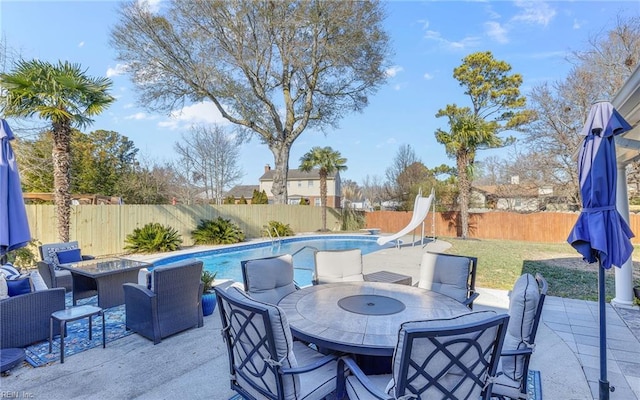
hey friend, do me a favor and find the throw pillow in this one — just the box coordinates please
[55,248,82,265]
[0,273,8,299]
[1,263,20,278]
[7,277,32,297]
[29,270,49,291]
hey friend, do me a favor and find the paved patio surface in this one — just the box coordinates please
[1,237,639,399]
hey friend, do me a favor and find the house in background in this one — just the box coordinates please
[471,176,562,212]
[224,185,259,204]
[259,164,342,207]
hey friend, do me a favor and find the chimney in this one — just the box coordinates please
[264,164,271,173]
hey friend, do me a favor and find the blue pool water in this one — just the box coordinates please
[153,235,391,286]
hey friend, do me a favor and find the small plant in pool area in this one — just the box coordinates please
[124,223,183,253]
[191,217,245,245]
[201,270,217,294]
[263,220,294,237]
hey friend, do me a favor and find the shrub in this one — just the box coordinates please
[262,220,294,237]
[201,270,217,294]
[124,222,182,253]
[340,208,365,231]
[192,217,245,245]
[124,223,183,253]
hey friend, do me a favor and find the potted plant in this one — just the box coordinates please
[201,270,218,316]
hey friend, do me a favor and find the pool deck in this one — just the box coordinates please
[1,236,639,399]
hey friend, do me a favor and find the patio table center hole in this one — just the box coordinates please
[337,294,405,315]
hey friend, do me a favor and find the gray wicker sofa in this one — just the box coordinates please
[0,288,66,348]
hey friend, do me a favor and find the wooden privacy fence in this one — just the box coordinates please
[25,204,340,257]
[366,210,640,244]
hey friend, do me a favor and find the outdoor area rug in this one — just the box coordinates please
[24,294,132,367]
[226,370,543,399]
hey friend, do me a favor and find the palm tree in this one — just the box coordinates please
[1,60,114,242]
[299,146,347,231]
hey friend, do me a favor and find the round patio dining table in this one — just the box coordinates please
[278,281,471,357]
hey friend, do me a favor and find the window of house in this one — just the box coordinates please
[515,198,522,207]
[298,181,302,187]
[308,180,313,187]
[314,198,321,206]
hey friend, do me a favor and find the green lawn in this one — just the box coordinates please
[442,237,640,302]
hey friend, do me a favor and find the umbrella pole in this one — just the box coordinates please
[598,261,610,400]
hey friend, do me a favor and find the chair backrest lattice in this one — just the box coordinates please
[390,311,510,400]
[215,285,297,400]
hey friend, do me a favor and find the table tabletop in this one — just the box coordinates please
[57,257,150,278]
[278,281,470,356]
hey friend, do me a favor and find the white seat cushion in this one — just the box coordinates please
[243,254,297,304]
[502,273,540,381]
[314,249,364,284]
[418,252,470,303]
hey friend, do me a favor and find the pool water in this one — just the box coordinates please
[153,235,391,286]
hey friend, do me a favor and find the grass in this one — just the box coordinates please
[441,237,639,302]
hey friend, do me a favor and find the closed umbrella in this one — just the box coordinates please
[567,101,634,400]
[0,119,31,259]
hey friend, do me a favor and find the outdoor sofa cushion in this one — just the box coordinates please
[418,252,469,303]
[0,274,8,299]
[501,273,540,381]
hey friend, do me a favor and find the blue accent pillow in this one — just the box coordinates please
[7,277,32,297]
[55,248,82,264]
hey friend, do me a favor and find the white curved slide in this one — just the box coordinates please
[376,189,434,246]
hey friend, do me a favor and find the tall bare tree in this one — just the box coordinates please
[174,124,243,204]
[111,0,390,204]
[385,144,420,203]
[523,14,640,206]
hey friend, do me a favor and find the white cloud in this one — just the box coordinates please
[158,101,228,130]
[106,63,128,78]
[485,21,509,44]
[424,30,481,50]
[393,84,401,91]
[423,72,433,80]
[512,1,556,26]
[123,103,135,109]
[78,41,85,48]
[386,66,404,78]
[573,18,583,30]
[125,112,150,120]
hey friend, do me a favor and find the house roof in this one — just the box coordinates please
[225,185,259,198]
[259,168,338,181]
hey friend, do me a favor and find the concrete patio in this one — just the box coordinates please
[1,238,639,399]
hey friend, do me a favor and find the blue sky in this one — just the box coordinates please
[2,1,639,187]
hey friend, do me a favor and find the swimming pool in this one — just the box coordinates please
[153,235,391,286]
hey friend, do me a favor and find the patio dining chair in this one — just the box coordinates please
[492,273,547,400]
[215,285,340,400]
[337,311,510,400]
[313,249,365,285]
[241,253,299,304]
[417,251,479,309]
[37,241,94,292]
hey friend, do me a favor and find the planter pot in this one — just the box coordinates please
[202,292,217,316]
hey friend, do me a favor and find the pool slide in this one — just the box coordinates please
[376,189,434,246]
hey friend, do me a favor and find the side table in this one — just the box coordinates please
[364,270,412,286]
[49,305,105,363]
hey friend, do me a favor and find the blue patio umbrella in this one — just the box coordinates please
[567,101,634,400]
[0,119,31,259]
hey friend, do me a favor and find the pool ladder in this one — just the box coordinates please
[266,226,282,246]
